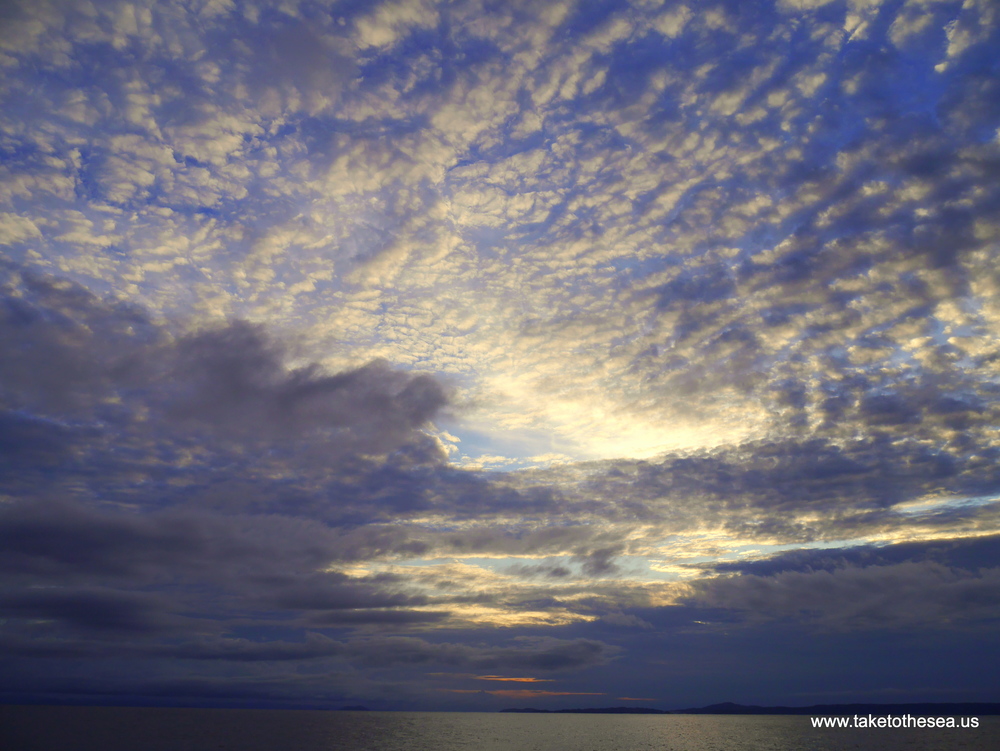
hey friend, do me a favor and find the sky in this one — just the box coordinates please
[1,0,999,711]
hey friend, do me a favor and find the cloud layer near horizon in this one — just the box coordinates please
[2,0,1000,709]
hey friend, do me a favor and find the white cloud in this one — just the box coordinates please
[355,0,439,50]
[0,213,42,245]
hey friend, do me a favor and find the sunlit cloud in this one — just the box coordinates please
[427,673,555,683]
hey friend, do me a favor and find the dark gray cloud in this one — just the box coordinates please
[0,498,203,578]
[0,587,174,633]
[707,534,1000,578]
[504,562,573,580]
[0,266,452,517]
[0,266,448,455]
[0,494,456,638]
[575,438,1000,544]
[163,321,447,444]
[684,560,1000,631]
[341,635,619,672]
[0,628,617,673]
[0,267,466,669]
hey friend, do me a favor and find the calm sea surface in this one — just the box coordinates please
[1,706,997,751]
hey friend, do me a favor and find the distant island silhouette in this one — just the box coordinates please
[501,707,668,714]
[501,702,1000,715]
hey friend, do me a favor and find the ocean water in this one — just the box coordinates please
[1,706,997,751]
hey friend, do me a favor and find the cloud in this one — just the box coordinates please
[0,214,42,245]
[684,560,1000,630]
[442,689,606,698]
[4,262,1000,651]
[0,265,448,456]
[355,0,439,50]
[2,0,1000,708]
[340,635,620,672]
[0,498,203,579]
[599,612,653,629]
[0,587,175,633]
[3,0,995,475]
[163,321,448,449]
[0,494,447,630]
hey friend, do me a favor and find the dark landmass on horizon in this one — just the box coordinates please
[501,707,669,714]
[503,702,1000,715]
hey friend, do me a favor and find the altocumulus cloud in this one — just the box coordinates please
[1,0,999,709]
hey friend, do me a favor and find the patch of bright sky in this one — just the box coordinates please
[893,494,1000,517]
[435,382,769,468]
